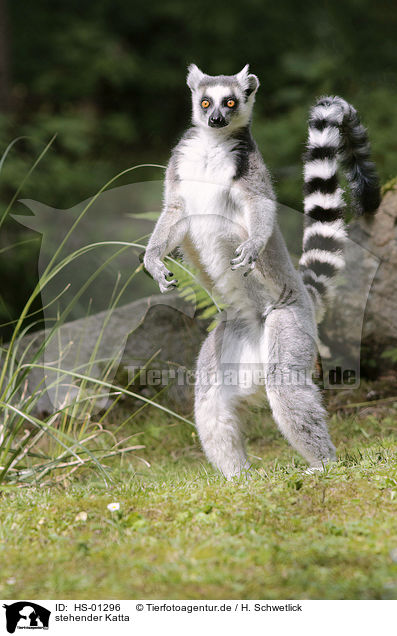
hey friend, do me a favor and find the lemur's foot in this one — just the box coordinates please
[230,238,261,276]
[144,258,178,293]
[222,460,252,481]
[262,284,297,319]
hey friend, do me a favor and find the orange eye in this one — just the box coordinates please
[201,99,210,109]
[227,99,235,108]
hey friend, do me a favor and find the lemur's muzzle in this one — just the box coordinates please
[209,111,227,128]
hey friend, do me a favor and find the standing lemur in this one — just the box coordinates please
[144,64,380,478]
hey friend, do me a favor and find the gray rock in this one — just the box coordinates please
[9,293,207,417]
[321,185,397,373]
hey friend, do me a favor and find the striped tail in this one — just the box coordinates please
[299,95,380,322]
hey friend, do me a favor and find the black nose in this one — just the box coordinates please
[209,114,227,128]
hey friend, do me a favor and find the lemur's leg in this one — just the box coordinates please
[263,304,336,467]
[194,318,260,479]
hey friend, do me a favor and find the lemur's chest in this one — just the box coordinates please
[177,134,239,218]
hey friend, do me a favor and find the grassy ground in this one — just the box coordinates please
[0,385,396,600]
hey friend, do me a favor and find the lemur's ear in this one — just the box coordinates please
[187,64,205,90]
[236,64,260,97]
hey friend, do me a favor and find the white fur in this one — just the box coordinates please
[311,104,344,124]
[303,188,344,213]
[302,219,346,247]
[235,64,259,95]
[175,122,282,329]
[177,130,267,315]
[236,64,250,86]
[308,126,340,149]
[299,248,344,271]
[205,85,232,103]
[194,380,251,479]
[304,158,337,181]
[187,64,204,90]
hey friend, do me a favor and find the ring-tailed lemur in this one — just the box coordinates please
[144,64,380,478]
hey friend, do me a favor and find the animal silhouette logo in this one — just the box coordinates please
[2,602,51,633]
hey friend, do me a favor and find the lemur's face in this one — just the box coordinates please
[187,65,259,132]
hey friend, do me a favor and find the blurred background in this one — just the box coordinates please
[0,0,396,335]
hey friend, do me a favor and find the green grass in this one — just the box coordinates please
[0,396,396,600]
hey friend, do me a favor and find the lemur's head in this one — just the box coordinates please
[187,64,259,133]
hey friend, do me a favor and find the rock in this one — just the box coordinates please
[320,184,397,377]
[11,293,207,417]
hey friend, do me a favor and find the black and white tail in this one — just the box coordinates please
[299,95,380,321]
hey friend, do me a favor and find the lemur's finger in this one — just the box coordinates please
[160,280,178,293]
[230,250,247,265]
[232,244,248,259]
[232,257,251,270]
[243,262,256,277]
[231,261,245,270]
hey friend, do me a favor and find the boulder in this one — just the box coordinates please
[321,184,397,375]
[12,293,207,416]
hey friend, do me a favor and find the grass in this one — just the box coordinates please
[0,393,396,600]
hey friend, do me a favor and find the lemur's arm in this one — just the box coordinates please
[230,156,276,275]
[144,158,187,293]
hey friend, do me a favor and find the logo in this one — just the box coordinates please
[2,603,51,633]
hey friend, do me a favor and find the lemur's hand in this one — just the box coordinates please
[230,238,262,277]
[143,254,178,293]
[153,262,178,293]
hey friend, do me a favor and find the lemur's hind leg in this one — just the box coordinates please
[263,304,336,468]
[194,319,259,479]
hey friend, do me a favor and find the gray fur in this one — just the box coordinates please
[144,65,337,478]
